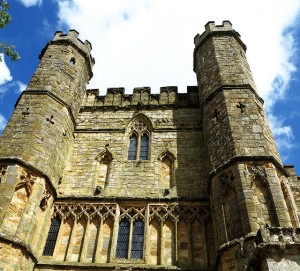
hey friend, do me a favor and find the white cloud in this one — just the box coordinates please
[55,0,300,159]
[15,81,27,93]
[18,0,42,7]
[268,114,295,160]
[0,54,13,85]
[0,80,27,95]
[0,114,7,133]
[55,0,300,97]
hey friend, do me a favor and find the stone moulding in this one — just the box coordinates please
[0,158,57,198]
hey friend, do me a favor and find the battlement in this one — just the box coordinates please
[82,86,199,108]
[39,29,95,78]
[194,20,246,51]
[53,29,93,54]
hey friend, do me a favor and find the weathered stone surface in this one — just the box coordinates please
[0,21,299,271]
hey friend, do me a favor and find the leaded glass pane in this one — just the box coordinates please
[42,217,61,256]
[116,220,130,258]
[128,134,137,160]
[131,220,144,259]
[139,134,149,160]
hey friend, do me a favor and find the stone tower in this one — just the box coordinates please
[1,21,300,271]
[0,30,94,269]
[194,21,300,270]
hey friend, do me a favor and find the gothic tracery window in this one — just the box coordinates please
[127,116,151,160]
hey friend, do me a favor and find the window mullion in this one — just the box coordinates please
[136,134,141,160]
[128,219,134,259]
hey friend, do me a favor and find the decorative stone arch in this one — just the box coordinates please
[248,165,278,227]
[1,168,38,235]
[95,148,114,192]
[280,177,299,227]
[127,113,152,160]
[158,150,176,189]
[127,113,153,130]
[219,172,243,241]
[15,169,37,197]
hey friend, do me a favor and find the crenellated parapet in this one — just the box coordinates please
[82,86,199,108]
[40,29,95,80]
[194,20,246,57]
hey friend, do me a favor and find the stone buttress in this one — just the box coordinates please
[1,21,300,271]
[194,21,300,270]
[0,30,94,270]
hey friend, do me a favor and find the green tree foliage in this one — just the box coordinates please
[0,0,20,61]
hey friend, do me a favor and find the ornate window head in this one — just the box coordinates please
[127,115,151,160]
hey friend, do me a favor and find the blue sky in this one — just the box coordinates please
[0,0,300,174]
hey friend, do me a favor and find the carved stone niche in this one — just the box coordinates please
[247,164,268,185]
[15,168,37,196]
[40,187,51,211]
[219,172,235,196]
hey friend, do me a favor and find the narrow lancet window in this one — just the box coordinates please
[116,220,130,258]
[127,115,152,161]
[128,134,138,160]
[139,134,149,160]
[131,220,144,259]
[43,217,61,256]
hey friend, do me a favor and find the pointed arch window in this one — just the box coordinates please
[139,134,149,160]
[128,134,138,160]
[127,116,151,160]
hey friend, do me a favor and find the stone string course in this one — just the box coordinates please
[0,21,300,271]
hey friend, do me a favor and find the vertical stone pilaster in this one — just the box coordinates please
[266,165,292,227]
[65,217,77,262]
[80,217,91,262]
[94,219,104,263]
[236,163,260,233]
[109,205,120,262]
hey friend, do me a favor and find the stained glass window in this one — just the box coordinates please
[116,220,130,258]
[128,134,138,160]
[42,217,61,256]
[131,220,144,259]
[139,134,149,160]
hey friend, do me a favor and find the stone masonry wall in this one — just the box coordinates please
[194,22,257,102]
[59,104,208,199]
[0,164,54,257]
[27,30,94,119]
[0,241,35,271]
[202,89,281,170]
[0,94,74,186]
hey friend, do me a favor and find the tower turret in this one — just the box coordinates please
[194,21,280,168]
[194,21,299,270]
[0,30,94,186]
[0,30,94,269]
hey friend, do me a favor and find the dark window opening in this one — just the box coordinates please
[116,220,130,258]
[131,220,144,259]
[42,217,61,256]
[139,134,149,160]
[128,134,138,160]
